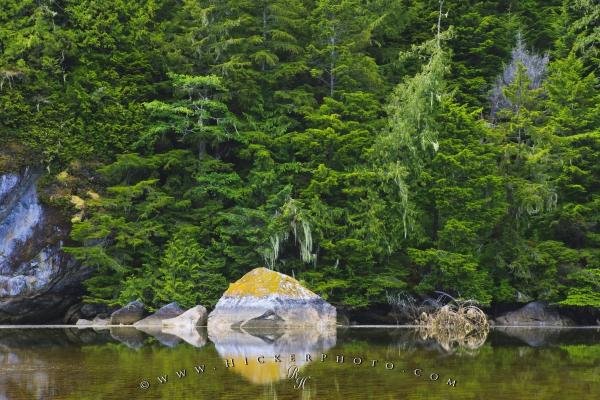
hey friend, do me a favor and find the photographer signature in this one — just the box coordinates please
[287,365,310,390]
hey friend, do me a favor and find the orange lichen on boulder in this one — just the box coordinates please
[208,267,336,333]
[224,267,317,299]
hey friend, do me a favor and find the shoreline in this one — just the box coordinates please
[0,324,598,329]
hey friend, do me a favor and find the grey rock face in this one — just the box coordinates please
[494,301,573,326]
[110,301,146,325]
[0,169,91,323]
[133,302,184,327]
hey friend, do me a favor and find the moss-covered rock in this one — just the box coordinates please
[208,267,336,334]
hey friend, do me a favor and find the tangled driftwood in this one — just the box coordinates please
[388,291,489,352]
[417,302,489,351]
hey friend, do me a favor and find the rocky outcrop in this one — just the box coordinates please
[494,301,573,326]
[133,302,184,327]
[0,169,91,323]
[110,301,145,325]
[208,267,336,335]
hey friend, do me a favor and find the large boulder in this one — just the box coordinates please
[208,267,336,334]
[110,301,145,325]
[162,305,207,328]
[494,301,573,326]
[133,302,184,327]
[0,169,92,323]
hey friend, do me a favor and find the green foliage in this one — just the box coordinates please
[2,0,598,310]
[374,26,452,237]
[140,227,227,308]
[408,248,492,304]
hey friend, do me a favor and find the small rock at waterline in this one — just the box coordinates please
[162,305,208,328]
[110,300,145,325]
[494,301,573,326]
[92,316,110,326]
[133,302,185,327]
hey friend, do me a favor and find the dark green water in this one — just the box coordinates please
[0,326,598,399]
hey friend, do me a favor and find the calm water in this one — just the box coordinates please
[0,326,598,399]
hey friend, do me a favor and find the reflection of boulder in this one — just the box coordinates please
[162,305,207,328]
[135,326,181,347]
[110,327,146,349]
[134,302,184,327]
[209,324,336,384]
[495,302,573,326]
[162,326,207,348]
[208,267,336,336]
[63,327,114,345]
[494,327,563,347]
[110,301,145,325]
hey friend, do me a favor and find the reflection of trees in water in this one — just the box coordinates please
[0,328,118,400]
[0,343,53,399]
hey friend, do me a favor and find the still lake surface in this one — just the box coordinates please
[0,326,598,399]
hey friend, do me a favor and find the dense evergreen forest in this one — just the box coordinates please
[0,0,598,311]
